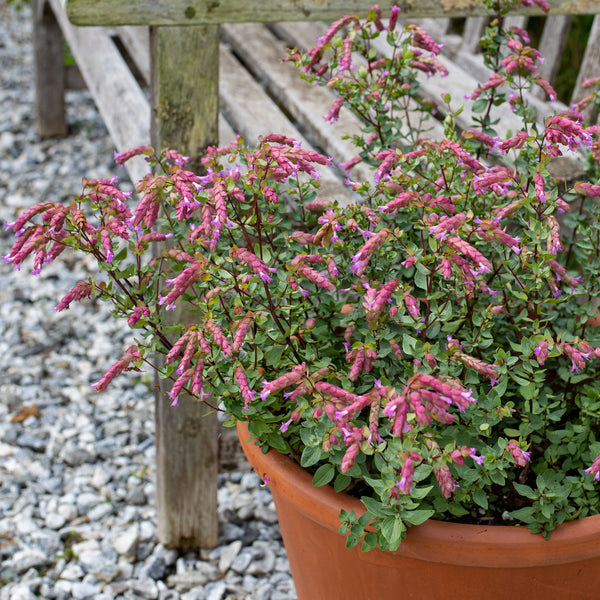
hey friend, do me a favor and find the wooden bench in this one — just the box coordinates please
[32,0,600,549]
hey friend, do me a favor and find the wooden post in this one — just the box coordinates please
[150,24,219,171]
[150,24,220,549]
[33,0,68,137]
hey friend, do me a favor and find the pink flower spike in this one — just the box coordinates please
[235,366,256,409]
[398,457,414,494]
[505,440,531,467]
[388,5,400,31]
[55,281,94,312]
[261,364,307,401]
[114,145,154,165]
[585,454,600,481]
[434,464,457,498]
[92,346,141,392]
[159,259,206,309]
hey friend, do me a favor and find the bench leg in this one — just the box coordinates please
[150,24,221,550]
[32,0,68,138]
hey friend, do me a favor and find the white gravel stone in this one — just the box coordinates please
[206,581,227,600]
[44,513,66,529]
[218,540,243,573]
[71,581,102,600]
[113,523,141,557]
[0,442,15,457]
[0,7,296,600]
[59,563,85,581]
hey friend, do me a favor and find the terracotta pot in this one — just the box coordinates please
[237,421,600,600]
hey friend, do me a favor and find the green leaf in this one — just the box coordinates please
[334,473,352,493]
[264,433,290,454]
[300,445,323,468]
[473,489,489,510]
[312,464,335,487]
[510,373,531,386]
[519,383,537,401]
[409,485,434,500]
[513,482,537,499]
[361,495,386,518]
[380,515,404,545]
[346,532,361,549]
[541,502,554,519]
[446,502,469,517]
[402,334,418,355]
[414,269,428,290]
[403,509,434,526]
[266,346,285,367]
[503,428,521,437]
[361,531,378,552]
[489,470,506,486]
[510,507,535,522]
[472,98,489,114]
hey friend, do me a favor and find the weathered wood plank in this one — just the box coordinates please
[219,45,354,204]
[572,14,600,123]
[151,24,220,550]
[535,15,572,98]
[461,16,486,53]
[33,0,68,137]
[154,361,219,549]
[114,25,151,83]
[150,24,219,171]
[65,0,599,27]
[268,21,445,144]
[48,0,150,182]
[503,14,528,29]
[222,22,372,179]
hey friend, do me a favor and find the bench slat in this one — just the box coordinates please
[462,17,487,53]
[113,25,151,83]
[218,45,354,204]
[65,0,600,27]
[48,0,150,181]
[573,15,600,123]
[222,23,374,181]
[535,15,572,98]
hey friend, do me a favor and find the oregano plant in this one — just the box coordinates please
[5,1,600,551]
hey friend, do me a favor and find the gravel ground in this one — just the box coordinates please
[0,5,296,599]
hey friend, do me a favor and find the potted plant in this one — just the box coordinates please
[5,1,600,597]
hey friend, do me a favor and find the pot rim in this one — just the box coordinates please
[237,421,600,568]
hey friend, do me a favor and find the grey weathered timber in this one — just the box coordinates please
[46,0,150,181]
[150,25,220,548]
[65,0,600,26]
[461,16,487,53]
[535,15,572,99]
[154,321,219,549]
[573,15,600,123]
[150,24,219,172]
[33,0,67,137]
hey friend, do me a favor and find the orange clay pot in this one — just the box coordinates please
[237,421,600,600]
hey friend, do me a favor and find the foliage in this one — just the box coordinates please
[6,0,600,551]
[2,0,30,11]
